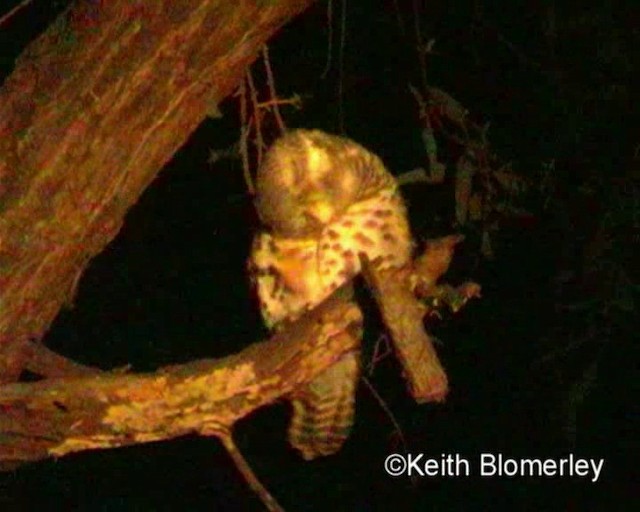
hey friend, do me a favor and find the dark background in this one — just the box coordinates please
[1,1,637,510]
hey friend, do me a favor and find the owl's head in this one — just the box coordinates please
[255,129,393,238]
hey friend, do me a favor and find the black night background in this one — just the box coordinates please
[0,1,636,511]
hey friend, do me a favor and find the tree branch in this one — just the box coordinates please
[0,234,480,464]
[0,235,478,510]
[361,235,480,403]
[0,289,361,465]
[0,0,316,382]
[362,258,448,403]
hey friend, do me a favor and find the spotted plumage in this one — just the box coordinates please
[248,129,412,460]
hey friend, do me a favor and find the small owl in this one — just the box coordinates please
[249,129,412,460]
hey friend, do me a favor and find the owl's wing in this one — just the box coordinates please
[288,351,360,460]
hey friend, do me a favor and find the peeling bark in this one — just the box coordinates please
[0,238,479,467]
[0,290,361,465]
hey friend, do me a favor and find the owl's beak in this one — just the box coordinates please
[307,201,334,225]
[306,194,334,225]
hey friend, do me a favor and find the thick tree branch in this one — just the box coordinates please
[362,259,449,403]
[0,290,361,465]
[362,235,479,403]
[0,236,480,467]
[0,0,316,382]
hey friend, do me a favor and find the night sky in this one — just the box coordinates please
[1,1,636,511]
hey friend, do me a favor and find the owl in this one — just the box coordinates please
[249,129,412,460]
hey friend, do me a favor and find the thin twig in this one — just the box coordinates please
[337,0,347,133]
[246,69,264,166]
[0,0,33,27]
[411,0,428,90]
[367,334,392,375]
[238,79,254,195]
[320,0,333,78]
[362,376,408,454]
[262,45,286,133]
[219,433,284,512]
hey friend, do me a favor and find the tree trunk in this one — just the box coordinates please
[0,0,315,382]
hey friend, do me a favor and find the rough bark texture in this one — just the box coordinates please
[362,255,450,403]
[0,237,479,468]
[0,0,475,479]
[364,263,449,402]
[0,0,315,382]
[0,291,362,465]
[0,237,474,468]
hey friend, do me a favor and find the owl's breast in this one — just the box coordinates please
[250,187,412,328]
[317,187,412,275]
[250,233,326,328]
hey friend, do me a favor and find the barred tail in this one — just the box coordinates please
[288,352,360,460]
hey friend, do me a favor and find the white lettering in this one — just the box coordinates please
[386,453,604,481]
[573,459,588,476]
[406,454,425,477]
[522,458,544,476]
[480,453,497,476]
[423,458,439,476]
[590,459,604,482]
[502,457,518,476]
[454,454,471,476]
